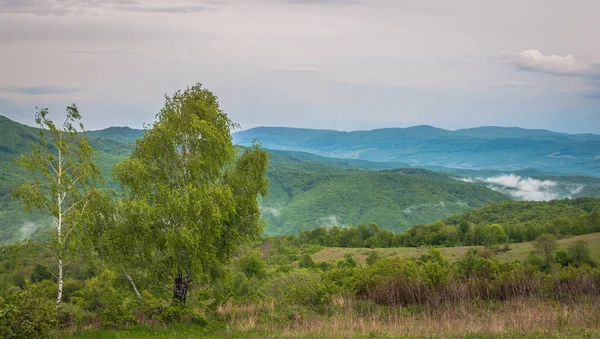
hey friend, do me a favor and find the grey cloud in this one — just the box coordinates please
[62,48,138,55]
[271,67,327,75]
[0,0,213,16]
[489,81,537,88]
[1,85,84,95]
[286,0,356,4]
[120,5,208,13]
[0,0,70,15]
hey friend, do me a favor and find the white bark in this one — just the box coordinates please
[56,144,63,307]
[121,265,143,300]
[56,258,63,307]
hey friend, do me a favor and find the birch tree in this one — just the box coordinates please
[113,84,269,304]
[13,105,100,306]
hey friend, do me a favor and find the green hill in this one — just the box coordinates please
[262,164,510,234]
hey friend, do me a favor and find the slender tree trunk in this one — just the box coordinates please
[56,146,63,307]
[56,258,63,306]
[172,271,190,304]
[121,264,143,300]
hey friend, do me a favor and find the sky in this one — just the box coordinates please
[0,0,599,133]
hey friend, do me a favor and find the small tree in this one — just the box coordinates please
[567,239,595,267]
[534,234,557,265]
[13,106,100,306]
[113,84,269,304]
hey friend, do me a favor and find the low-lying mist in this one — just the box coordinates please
[460,174,583,201]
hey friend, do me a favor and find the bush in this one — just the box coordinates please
[567,240,596,267]
[298,254,316,269]
[365,251,381,266]
[30,264,53,283]
[0,286,57,338]
[237,251,266,279]
[262,269,330,308]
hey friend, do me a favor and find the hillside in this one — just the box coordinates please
[262,165,509,234]
[233,126,600,176]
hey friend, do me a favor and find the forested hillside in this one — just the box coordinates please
[262,165,509,234]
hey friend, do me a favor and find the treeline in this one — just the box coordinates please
[280,198,600,248]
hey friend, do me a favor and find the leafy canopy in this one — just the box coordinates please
[113,83,269,288]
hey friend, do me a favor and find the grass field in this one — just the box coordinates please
[311,232,600,264]
[65,298,600,338]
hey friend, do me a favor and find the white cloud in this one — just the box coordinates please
[261,206,281,217]
[460,174,584,201]
[318,215,342,227]
[516,49,598,77]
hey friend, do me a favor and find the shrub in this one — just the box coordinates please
[365,251,381,266]
[237,251,266,279]
[30,264,53,283]
[262,269,330,308]
[298,255,316,269]
[567,240,596,267]
[0,286,57,338]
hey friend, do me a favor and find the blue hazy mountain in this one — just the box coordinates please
[233,126,600,176]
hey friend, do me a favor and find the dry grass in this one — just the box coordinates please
[218,297,600,338]
[311,232,600,264]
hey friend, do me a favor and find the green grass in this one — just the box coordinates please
[311,232,600,264]
[60,324,232,339]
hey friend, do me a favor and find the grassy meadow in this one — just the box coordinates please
[311,232,600,264]
[64,298,600,338]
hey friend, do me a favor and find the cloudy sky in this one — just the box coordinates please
[1,0,599,132]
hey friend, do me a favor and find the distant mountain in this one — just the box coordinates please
[88,126,145,144]
[234,126,600,176]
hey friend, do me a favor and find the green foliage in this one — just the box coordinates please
[298,254,316,269]
[236,251,266,279]
[262,269,330,308]
[11,106,101,305]
[0,285,57,338]
[365,251,381,266]
[30,264,53,283]
[534,234,557,266]
[112,84,269,303]
[566,240,596,267]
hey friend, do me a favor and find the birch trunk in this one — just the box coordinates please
[121,265,143,300]
[56,258,63,306]
[56,144,63,307]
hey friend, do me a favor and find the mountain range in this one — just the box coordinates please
[1,115,599,243]
[233,126,600,176]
